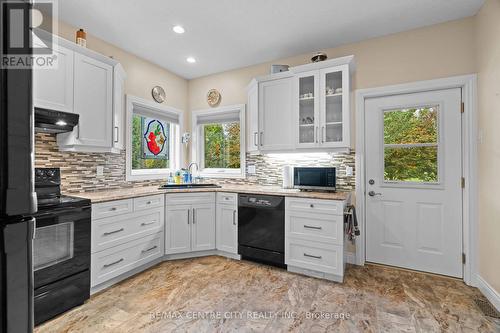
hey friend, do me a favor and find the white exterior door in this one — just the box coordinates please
[216,205,237,254]
[365,88,463,278]
[191,204,216,252]
[165,205,191,254]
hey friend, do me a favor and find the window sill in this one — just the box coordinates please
[199,170,245,179]
[126,169,173,182]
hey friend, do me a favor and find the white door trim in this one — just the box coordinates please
[355,74,478,286]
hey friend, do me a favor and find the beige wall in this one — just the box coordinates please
[476,0,500,294]
[188,17,476,112]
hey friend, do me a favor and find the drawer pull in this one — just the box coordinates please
[310,204,314,208]
[103,228,124,236]
[304,225,322,230]
[225,197,229,200]
[110,207,118,211]
[303,253,322,260]
[141,221,156,226]
[146,201,153,205]
[103,258,124,268]
[141,245,158,254]
[233,210,237,226]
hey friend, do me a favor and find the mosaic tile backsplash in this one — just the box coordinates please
[35,133,355,193]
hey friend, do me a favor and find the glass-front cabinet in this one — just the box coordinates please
[295,64,350,149]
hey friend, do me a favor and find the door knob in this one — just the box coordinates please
[368,191,382,197]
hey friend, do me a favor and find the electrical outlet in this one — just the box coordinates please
[247,165,256,174]
[345,165,353,177]
[96,166,104,177]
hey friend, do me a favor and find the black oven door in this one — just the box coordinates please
[33,206,91,289]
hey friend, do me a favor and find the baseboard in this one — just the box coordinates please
[163,250,219,260]
[476,274,500,312]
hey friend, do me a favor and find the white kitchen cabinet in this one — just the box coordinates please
[246,80,259,153]
[63,53,113,148]
[165,204,192,254]
[258,76,294,151]
[285,197,348,282]
[216,192,238,255]
[294,62,351,149]
[165,193,216,255]
[33,43,74,113]
[191,204,216,251]
[112,64,126,151]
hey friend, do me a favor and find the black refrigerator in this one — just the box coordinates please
[0,0,37,332]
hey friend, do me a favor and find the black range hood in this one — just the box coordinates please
[35,108,79,134]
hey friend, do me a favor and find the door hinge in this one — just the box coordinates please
[462,253,466,264]
[461,177,465,188]
[461,102,465,113]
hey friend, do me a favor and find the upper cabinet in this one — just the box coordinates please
[247,55,354,153]
[33,31,126,153]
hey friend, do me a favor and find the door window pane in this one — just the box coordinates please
[383,106,439,183]
[299,75,315,144]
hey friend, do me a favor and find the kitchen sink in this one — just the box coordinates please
[158,183,221,189]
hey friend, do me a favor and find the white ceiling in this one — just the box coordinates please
[58,0,484,79]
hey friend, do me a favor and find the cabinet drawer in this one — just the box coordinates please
[91,233,163,287]
[287,212,343,245]
[92,208,163,253]
[286,238,342,276]
[92,199,133,219]
[134,194,164,211]
[286,197,344,216]
[217,192,237,206]
[166,192,215,205]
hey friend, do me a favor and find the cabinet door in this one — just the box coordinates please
[296,71,319,148]
[216,204,237,254]
[246,81,259,152]
[165,205,191,254]
[33,43,74,113]
[112,64,126,150]
[73,53,113,147]
[319,65,350,148]
[191,204,216,252]
[258,77,294,151]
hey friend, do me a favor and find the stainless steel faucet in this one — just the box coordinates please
[188,162,199,183]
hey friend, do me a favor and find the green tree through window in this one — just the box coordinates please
[203,122,240,169]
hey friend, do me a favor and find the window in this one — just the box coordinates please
[126,96,182,181]
[192,105,245,178]
[383,106,439,183]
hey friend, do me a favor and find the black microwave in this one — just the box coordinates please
[293,167,336,191]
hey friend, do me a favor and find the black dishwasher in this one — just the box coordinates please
[238,194,285,268]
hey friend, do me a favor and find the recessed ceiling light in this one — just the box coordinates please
[186,57,196,63]
[172,25,185,34]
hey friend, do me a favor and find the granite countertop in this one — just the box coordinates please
[72,184,351,203]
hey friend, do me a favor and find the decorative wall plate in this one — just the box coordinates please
[207,89,221,107]
[152,86,166,103]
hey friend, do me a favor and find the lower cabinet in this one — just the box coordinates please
[285,197,347,282]
[216,193,238,255]
[165,193,216,255]
[90,194,164,289]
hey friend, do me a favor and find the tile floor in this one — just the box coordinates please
[35,256,500,332]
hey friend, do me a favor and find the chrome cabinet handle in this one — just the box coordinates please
[103,258,124,268]
[76,125,80,139]
[114,126,119,143]
[110,207,117,211]
[310,204,314,208]
[260,132,264,146]
[233,210,237,226]
[322,126,325,143]
[141,221,155,226]
[141,245,158,254]
[253,132,258,147]
[303,253,322,260]
[368,191,382,197]
[192,208,196,224]
[315,126,319,143]
[103,228,124,236]
[304,225,322,230]
[187,209,190,224]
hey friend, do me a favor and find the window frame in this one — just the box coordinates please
[125,95,183,181]
[380,104,444,188]
[191,104,246,179]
